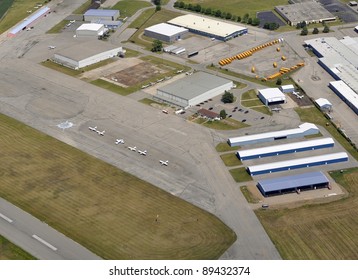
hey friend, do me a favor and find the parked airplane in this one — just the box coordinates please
[297,94,304,99]
[138,150,147,156]
[89,126,97,131]
[159,160,168,166]
[48,45,56,49]
[97,130,105,136]
[128,146,136,151]
[27,10,32,13]
[115,139,124,144]
[70,20,75,23]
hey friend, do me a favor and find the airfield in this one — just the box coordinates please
[1,0,358,260]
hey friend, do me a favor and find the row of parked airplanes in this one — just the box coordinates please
[89,126,169,166]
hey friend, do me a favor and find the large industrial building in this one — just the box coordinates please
[83,9,119,22]
[228,123,319,147]
[76,23,105,37]
[304,36,358,114]
[53,40,122,69]
[329,80,358,115]
[167,14,247,41]
[247,152,348,176]
[258,88,286,106]
[155,72,233,108]
[144,23,189,42]
[275,2,336,26]
[257,171,330,196]
[237,138,334,161]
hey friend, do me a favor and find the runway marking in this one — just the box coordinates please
[169,128,187,136]
[32,234,57,251]
[0,212,13,223]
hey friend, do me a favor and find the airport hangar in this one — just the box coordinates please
[228,123,319,147]
[76,23,106,37]
[155,72,233,108]
[53,40,122,69]
[274,2,336,26]
[247,152,349,176]
[258,88,286,106]
[144,23,189,43]
[237,137,334,160]
[304,36,358,115]
[83,9,120,22]
[257,171,330,196]
[167,14,247,41]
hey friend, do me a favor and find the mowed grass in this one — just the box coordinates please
[241,89,257,100]
[216,142,240,152]
[183,0,287,19]
[111,0,152,18]
[0,0,42,34]
[0,113,236,259]
[256,167,358,259]
[0,235,35,260]
[220,153,242,167]
[0,0,13,19]
[229,167,252,183]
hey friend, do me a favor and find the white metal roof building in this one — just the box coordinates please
[247,152,348,176]
[237,138,334,160]
[257,171,329,196]
[155,72,233,108]
[315,98,332,111]
[167,14,247,41]
[329,80,358,115]
[83,9,119,22]
[258,88,286,106]
[228,123,319,147]
[144,23,189,42]
[279,84,295,93]
[76,23,105,37]
[53,40,122,69]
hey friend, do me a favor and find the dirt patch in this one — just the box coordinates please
[105,62,166,87]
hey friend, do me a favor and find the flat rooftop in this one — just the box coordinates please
[145,23,188,36]
[157,72,232,101]
[77,23,103,31]
[54,40,121,61]
[84,9,119,17]
[168,14,247,38]
[259,88,285,99]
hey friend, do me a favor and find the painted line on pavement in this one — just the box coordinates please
[0,212,13,223]
[32,234,57,251]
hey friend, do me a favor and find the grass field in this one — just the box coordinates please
[139,98,166,107]
[229,167,252,183]
[220,153,242,167]
[256,167,358,259]
[73,0,92,15]
[196,118,249,130]
[41,61,81,76]
[46,19,67,34]
[0,235,35,260]
[181,0,287,19]
[241,89,257,100]
[129,9,183,49]
[241,99,263,107]
[215,142,240,152]
[0,0,13,19]
[251,105,272,115]
[295,107,358,161]
[0,113,236,259]
[0,0,42,34]
[111,0,152,18]
[240,186,260,204]
[91,79,134,96]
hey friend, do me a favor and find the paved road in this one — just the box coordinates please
[0,0,281,259]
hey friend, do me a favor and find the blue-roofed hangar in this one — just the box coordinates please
[247,152,348,176]
[257,171,330,196]
[237,138,334,160]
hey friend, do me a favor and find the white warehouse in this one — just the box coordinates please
[76,23,105,37]
[155,72,233,108]
[144,23,189,42]
[53,40,122,69]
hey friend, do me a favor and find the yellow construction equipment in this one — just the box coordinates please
[276,47,280,52]
[273,62,277,68]
[251,66,255,73]
[281,55,286,61]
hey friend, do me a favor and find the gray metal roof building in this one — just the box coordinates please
[275,2,336,26]
[83,9,119,22]
[155,72,233,108]
[257,171,329,196]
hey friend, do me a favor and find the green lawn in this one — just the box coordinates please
[0,0,13,19]
[229,167,252,183]
[139,98,168,107]
[179,0,287,18]
[295,107,358,161]
[46,19,67,34]
[215,142,240,152]
[241,89,257,100]
[41,60,81,76]
[0,235,35,260]
[251,105,273,115]
[241,99,263,107]
[123,48,141,58]
[91,79,134,96]
[73,0,92,14]
[256,167,358,259]
[0,113,236,260]
[201,118,249,130]
[0,0,43,34]
[220,153,242,167]
[111,0,152,18]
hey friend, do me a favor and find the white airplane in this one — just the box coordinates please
[115,139,124,144]
[89,126,97,131]
[97,130,105,136]
[297,94,304,99]
[159,160,168,166]
[70,20,75,23]
[48,45,56,49]
[128,146,136,151]
[138,150,147,156]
